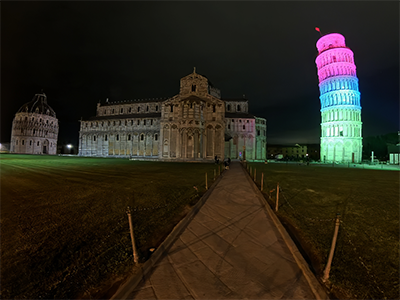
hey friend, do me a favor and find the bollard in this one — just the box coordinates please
[275,183,279,212]
[126,206,139,264]
[261,172,264,191]
[205,172,208,190]
[254,168,256,182]
[322,213,341,282]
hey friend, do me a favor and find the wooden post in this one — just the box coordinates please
[275,183,279,212]
[205,172,208,190]
[323,213,341,282]
[261,172,264,191]
[126,207,139,264]
[254,168,256,181]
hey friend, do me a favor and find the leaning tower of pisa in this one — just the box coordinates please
[315,33,362,163]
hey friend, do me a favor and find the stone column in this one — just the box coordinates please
[212,128,215,158]
[137,135,139,156]
[200,130,204,159]
[168,127,171,158]
[192,133,195,158]
[184,130,188,159]
[203,129,207,158]
[176,128,180,158]
[150,134,153,156]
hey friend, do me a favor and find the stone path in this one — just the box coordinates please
[114,162,327,299]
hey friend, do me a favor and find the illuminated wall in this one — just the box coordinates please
[315,33,362,163]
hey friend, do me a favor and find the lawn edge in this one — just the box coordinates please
[110,170,226,299]
[241,163,330,300]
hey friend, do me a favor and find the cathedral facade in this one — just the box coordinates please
[10,93,59,155]
[78,71,267,161]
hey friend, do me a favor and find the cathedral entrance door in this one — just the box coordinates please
[187,136,193,158]
[43,139,49,154]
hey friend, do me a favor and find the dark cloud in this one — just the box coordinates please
[1,1,398,145]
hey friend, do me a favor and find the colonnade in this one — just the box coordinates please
[160,124,224,160]
[79,132,158,157]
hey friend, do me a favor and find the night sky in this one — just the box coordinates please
[2,1,399,146]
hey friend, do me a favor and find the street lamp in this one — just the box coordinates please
[67,144,73,154]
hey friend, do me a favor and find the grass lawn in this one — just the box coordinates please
[0,154,219,299]
[247,161,399,299]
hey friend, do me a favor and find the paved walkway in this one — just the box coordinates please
[117,162,327,299]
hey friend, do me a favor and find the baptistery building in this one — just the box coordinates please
[10,92,59,155]
[78,70,267,161]
[315,33,362,163]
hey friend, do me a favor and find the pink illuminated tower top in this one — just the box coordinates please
[316,33,347,54]
[315,33,357,83]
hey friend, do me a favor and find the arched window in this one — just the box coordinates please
[120,108,123,113]
[105,135,108,141]
[138,107,141,112]
[129,107,132,113]
[213,105,216,113]
[140,134,144,141]
[144,120,146,126]
[37,141,40,146]
[155,134,158,141]
[128,134,131,141]
[94,136,96,141]
[22,140,24,145]
[30,140,32,146]
[170,105,173,112]
[146,106,149,111]
[227,104,231,111]
[137,120,140,125]
[192,84,196,92]
[156,105,158,111]
[116,134,119,141]
[237,105,241,112]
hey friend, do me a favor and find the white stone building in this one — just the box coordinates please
[10,93,59,155]
[78,70,267,161]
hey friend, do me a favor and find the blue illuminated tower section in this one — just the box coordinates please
[315,33,362,163]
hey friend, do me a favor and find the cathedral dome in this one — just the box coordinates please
[17,93,56,118]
